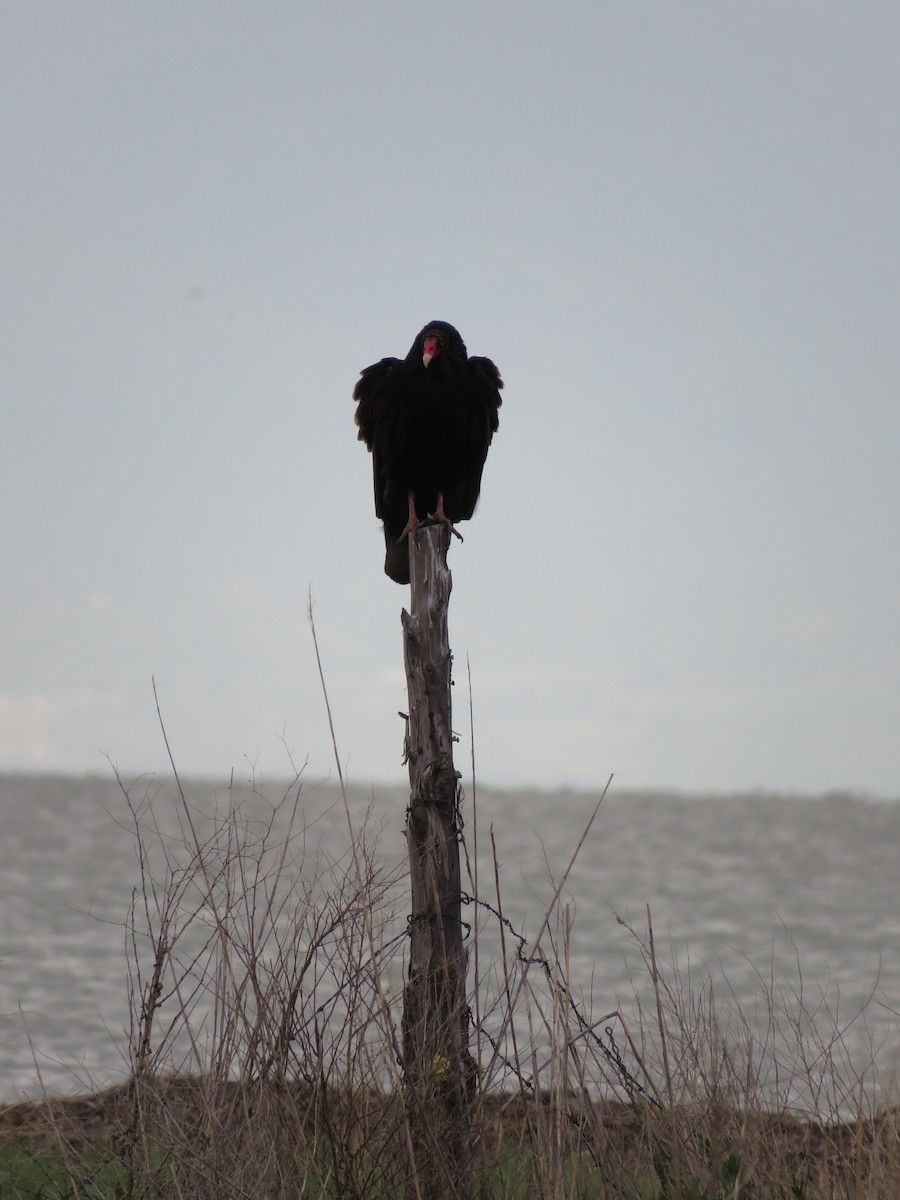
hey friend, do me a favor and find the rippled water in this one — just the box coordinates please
[1,773,898,1106]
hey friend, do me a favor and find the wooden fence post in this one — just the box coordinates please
[400,522,472,1200]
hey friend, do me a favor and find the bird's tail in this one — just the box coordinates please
[384,531,410,585]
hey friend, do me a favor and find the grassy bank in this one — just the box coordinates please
[3,1074,899,1198]
[2,770,897,1198]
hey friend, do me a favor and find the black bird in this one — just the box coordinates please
[354,321,503,584]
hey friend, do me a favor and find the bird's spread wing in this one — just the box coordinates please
[353,357,402,449]
[353,356,404,521]
[467,355,503,438]
[450,356,503,519]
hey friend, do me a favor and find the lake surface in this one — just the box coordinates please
[1,772,898,1111]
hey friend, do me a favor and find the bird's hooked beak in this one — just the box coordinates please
[422,334,440,368]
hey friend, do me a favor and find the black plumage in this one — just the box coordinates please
[354,321,503,584]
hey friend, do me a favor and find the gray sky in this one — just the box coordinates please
[2,2,898,795]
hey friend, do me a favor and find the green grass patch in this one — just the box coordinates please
[0,1140,129,1200]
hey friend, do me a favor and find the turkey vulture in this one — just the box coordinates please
[354,321,503,584]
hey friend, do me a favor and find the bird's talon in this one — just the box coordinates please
[422,513,463,542]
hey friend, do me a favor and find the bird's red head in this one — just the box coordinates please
[422,326,449,368]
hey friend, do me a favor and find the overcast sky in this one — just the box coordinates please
[2,2,898,796]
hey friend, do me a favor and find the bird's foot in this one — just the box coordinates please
[433,493,463,541]
[427,511,463,542]
[397,491,421,543]
[396,515,422,544]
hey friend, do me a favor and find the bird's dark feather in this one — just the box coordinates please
[353,321,503,583]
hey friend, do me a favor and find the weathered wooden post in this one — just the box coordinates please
[400,522,472,1200]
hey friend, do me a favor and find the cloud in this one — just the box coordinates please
[0,692,56,765]
[0,689,128,771]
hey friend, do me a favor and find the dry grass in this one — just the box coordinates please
[1,766,899,1199]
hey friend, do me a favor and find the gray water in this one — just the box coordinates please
[1,772,898,1109]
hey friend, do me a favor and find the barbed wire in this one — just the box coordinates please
[298,857,654,1109]
[456,890,657,1110]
